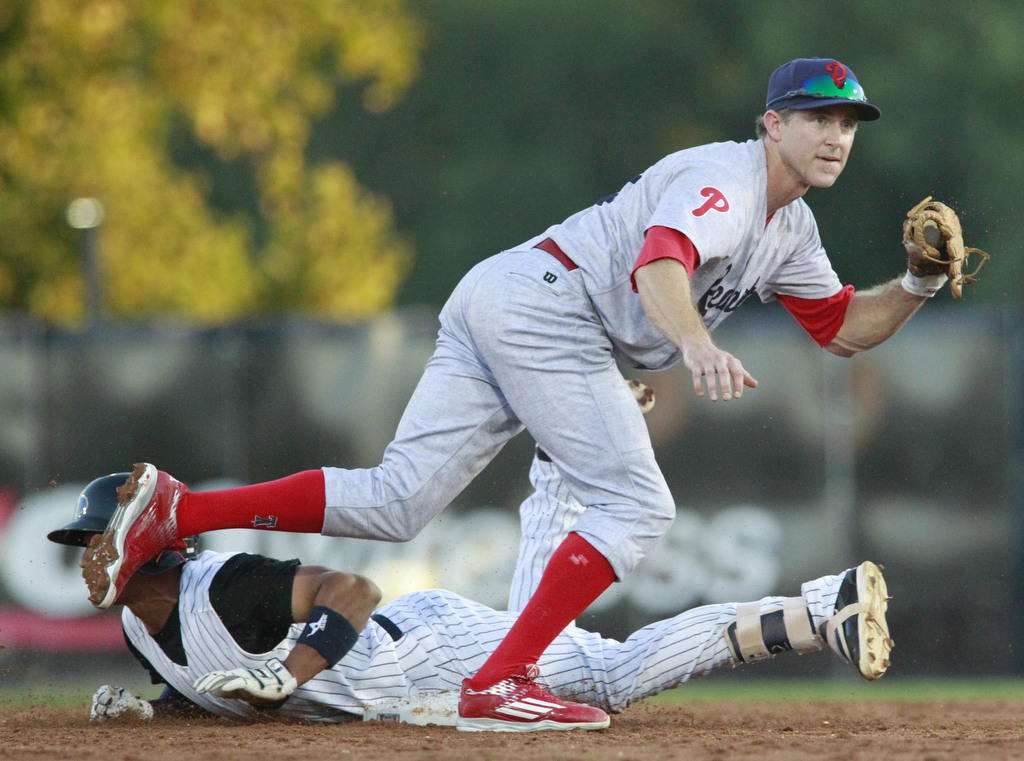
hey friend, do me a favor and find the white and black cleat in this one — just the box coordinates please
[821,560,894,680]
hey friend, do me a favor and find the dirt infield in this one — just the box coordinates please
[5,699,1024,761]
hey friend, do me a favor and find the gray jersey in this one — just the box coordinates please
[122,550,844,720]
[537,139,843,370]
[319,139,846,585]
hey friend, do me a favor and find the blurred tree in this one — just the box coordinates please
[4,0,1018,324]
[0,0,423,324]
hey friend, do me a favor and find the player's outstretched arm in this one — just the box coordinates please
[827,196,989,357]
[283,566,382,684]
[635,258,757,401]
[825,276,925,357]
[194,567,381,703]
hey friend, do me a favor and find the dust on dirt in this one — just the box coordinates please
[4,699,1024,761]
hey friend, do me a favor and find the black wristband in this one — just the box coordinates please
[296,605,359,668]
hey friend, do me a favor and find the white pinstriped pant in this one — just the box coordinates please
[378,571,841,714]
[508,450,587,614]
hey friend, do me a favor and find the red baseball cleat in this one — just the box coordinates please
[456,665,609,732]
[83,463,188,609]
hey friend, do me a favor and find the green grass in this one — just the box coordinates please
[650,678,1024,703]
[0,691,94,709]
[0,679,158,710]
[4,678,1024,713]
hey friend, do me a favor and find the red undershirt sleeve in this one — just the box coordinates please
[776,285,855,347]
[631,225,700,291]
[630,225,853,347]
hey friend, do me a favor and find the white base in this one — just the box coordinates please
[363,691,460,726]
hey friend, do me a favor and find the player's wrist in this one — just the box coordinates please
[296,605,360,668]
[900,270,947,298]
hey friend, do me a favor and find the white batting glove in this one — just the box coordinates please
[193,658,297,702]
[90,685,154,723]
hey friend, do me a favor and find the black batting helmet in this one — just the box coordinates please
[47,472,196,574]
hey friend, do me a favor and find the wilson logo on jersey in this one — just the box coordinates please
[692,186,730,217]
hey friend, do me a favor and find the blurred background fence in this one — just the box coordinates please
[1,304,1020,686]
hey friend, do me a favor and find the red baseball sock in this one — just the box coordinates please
[176,470,327,536]
[467,532,616,690]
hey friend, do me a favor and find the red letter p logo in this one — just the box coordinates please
[692,187,730,217]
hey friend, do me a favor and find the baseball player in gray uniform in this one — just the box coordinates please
[53,473,891,727]
[84,57,924,731]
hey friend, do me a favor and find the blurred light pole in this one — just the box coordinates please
[66,197,105,327]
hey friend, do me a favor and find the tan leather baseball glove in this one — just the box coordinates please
[902,196,989,299]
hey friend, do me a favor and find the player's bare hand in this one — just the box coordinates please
[682,343,757,401]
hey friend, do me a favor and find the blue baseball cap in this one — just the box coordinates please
[766,58,880,121]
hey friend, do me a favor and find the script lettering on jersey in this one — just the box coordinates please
[692,187,730,217]
[697,264,759,316]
